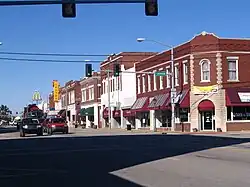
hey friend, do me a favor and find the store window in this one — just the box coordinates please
[180,108,189,122]
[227,106,250,121]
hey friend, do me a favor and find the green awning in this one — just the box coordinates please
[80,107,94,116]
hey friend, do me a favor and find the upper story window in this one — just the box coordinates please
[227,57,239,81]
[89,87,94,100]
[97,85,101,98]
[102,81,106,94]
[174,65,179,86]
[200,59,211,82]
[166,67,170,88]
[142,75,146,93]
[137,76,141,94]
[183,60,188,84]
[153,70,157,90]
[82,89,87,102]
[148,74,151,91]
[159,68,164,89]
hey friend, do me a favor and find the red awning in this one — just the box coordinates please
[122,109,135,117]
[226,88,250,106]
[131,97,149,112]
[103,107,109,118]
[198,100,215,111]
[176,90,190,108]
[148,93,170,110]
[113,110,120,118]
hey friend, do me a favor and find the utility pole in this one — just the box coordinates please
[170,48,176,131]
[107,70,112,129]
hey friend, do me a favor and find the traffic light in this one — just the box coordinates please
[62,2,76,18]
[145,0,158,16]
[113,64,120,77]
[85,64,92,77]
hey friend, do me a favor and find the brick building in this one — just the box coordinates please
[60,80,81,124]
[132,31,250,132]
[80,72,102,128]
[100,52,156,128]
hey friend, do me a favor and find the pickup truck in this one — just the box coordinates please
[20,118,43,137]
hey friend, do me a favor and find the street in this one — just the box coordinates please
[0,128,250,187]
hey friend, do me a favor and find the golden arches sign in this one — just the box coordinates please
[32,91,42,101]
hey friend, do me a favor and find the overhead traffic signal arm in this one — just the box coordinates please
[145,0,158,16]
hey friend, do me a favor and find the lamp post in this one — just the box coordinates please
[152,98,157,132]
[136,38,176,131]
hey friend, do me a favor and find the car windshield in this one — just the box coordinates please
[23,118,39,124]
[51,118,65,124]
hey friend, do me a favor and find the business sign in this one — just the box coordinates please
[32,91,42,101]
[53,80,60,102]
[238,92,250,102]
[193,85,218,95]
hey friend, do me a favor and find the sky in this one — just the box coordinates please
[0,0,250,113]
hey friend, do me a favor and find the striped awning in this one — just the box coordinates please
[148,94,169,109]
[131,97,148,110]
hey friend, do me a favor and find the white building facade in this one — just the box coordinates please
[101,65,137,129]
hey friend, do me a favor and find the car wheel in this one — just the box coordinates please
[37,130,43,136]
[65,128,69,134]
[48,128,53,135]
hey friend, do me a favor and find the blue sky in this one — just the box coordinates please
[0,0,249,113]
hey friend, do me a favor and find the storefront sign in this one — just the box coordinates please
[238,92,250,102]
[193,85,218,95]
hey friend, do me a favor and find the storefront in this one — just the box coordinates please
[198,100,215,131]
[225,87,250,131]
[80,107,95,128]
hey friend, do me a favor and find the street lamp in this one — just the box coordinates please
[136,38,176,132]
[152,98,157,132]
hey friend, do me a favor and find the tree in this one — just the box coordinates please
[0,105,10,115]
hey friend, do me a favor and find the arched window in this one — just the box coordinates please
[200,59,211,81]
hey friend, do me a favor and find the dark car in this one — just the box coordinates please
[20,118,43,137]
[43,118,68,135]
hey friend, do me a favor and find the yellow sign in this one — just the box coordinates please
[53,80,60,102]
[193,85,218,95]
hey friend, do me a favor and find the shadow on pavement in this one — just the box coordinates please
[0,126,17,134]
[0,134,249,187]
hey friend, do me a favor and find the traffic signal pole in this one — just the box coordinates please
[107,70,112,129]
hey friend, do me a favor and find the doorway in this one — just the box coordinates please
[200,111,215,131]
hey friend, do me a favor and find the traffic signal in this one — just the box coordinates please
[145,0,158,16]
[113,64,120,77]
[62,2,76,18]
[85,64,92,77]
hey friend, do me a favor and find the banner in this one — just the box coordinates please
[53,80,60,102]
[193,85,218,95]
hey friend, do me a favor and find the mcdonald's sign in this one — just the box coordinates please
[53,80,60,102]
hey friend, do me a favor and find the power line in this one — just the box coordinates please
[0,51,157,57]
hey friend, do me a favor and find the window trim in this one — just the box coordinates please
[137,76,141,94]
[159,68,164,89]
[142,75,146,93]
[182,60,188,85]
[227,56,239,82]
[199,59,211,82]
[153,70,157,91]
[174,64,179,86]
[147,74,151,91]
[166,66,171,88]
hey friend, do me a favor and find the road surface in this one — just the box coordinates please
[0,128,250,187]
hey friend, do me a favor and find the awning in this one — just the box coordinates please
[113,110,120,118]
[226,88,250,106]
[175,90,190,108]
[58,109,65,115]
[80,107,94,116]
[198,100,215,111]
[103,107,109,118]
[131,97,149,112]
[148,93,170,110]
[122,109,135,117]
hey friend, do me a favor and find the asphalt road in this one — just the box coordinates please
[0,129,250,187]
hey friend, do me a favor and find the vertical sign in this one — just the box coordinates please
[53,80,60,102]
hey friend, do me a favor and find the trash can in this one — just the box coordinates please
[127,124,132,131]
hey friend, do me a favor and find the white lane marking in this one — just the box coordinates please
[0,173,39,179]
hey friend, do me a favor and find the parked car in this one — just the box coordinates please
[20,118,43,137]
[43,117,68,135]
